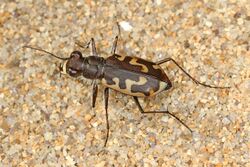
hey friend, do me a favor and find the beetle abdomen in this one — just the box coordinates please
[102,67,169,96]
[102,54,172,97]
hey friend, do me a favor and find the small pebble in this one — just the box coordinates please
[119,21,133,32]
[222,117,231,125]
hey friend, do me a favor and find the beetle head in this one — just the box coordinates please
[60,51,85,77]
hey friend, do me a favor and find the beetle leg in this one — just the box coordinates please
[75,38,98,56]
[110,22,121,54]
[90,38,98,56]
[104,88,110,147]
[157,58,230,89]
[75,40,90,49]
[92,82,98,108]
[133,96,192,133]
[116,21,121,37]
[111,36,118,54]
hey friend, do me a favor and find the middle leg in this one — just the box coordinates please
[110,22,121,54]
[103,88,110,147]
[92,82,98,108]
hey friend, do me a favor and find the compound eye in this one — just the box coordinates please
[70,51,82,58]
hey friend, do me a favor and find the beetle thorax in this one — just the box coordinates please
[81,56,105,79]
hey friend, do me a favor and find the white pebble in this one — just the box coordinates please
[222,117,231,125]
[92,122,99,127]
[156,0,162,5]
[237,18,244,25]
[200,75,207,83]
[119,21,133,32]
[44,132,53,141]
[161,116,169,123]
[66,155,75,166]
[205,20,213,27]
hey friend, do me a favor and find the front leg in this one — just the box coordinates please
[111,36,118,54]
[92,82,98,108]
[75,38,98,56]
[110,22,121,54]
[104,88,110,147]
[75,40,91,51]
[90,38,97,56]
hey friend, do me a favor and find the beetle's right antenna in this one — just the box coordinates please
[23,45,68,60]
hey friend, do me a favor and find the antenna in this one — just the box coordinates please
[23,45,68,60]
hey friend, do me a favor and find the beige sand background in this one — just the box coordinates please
[0,1,249,166]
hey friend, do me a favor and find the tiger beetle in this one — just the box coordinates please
[23,28,229,147]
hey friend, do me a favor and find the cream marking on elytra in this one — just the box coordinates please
[125,76,147,92]
[101,77,146,97]
[129,58,149,73]
[149,81,168,96]
[101,77,120,90]
[152,64,161,70]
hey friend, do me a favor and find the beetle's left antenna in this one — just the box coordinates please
[23,45,68,60]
